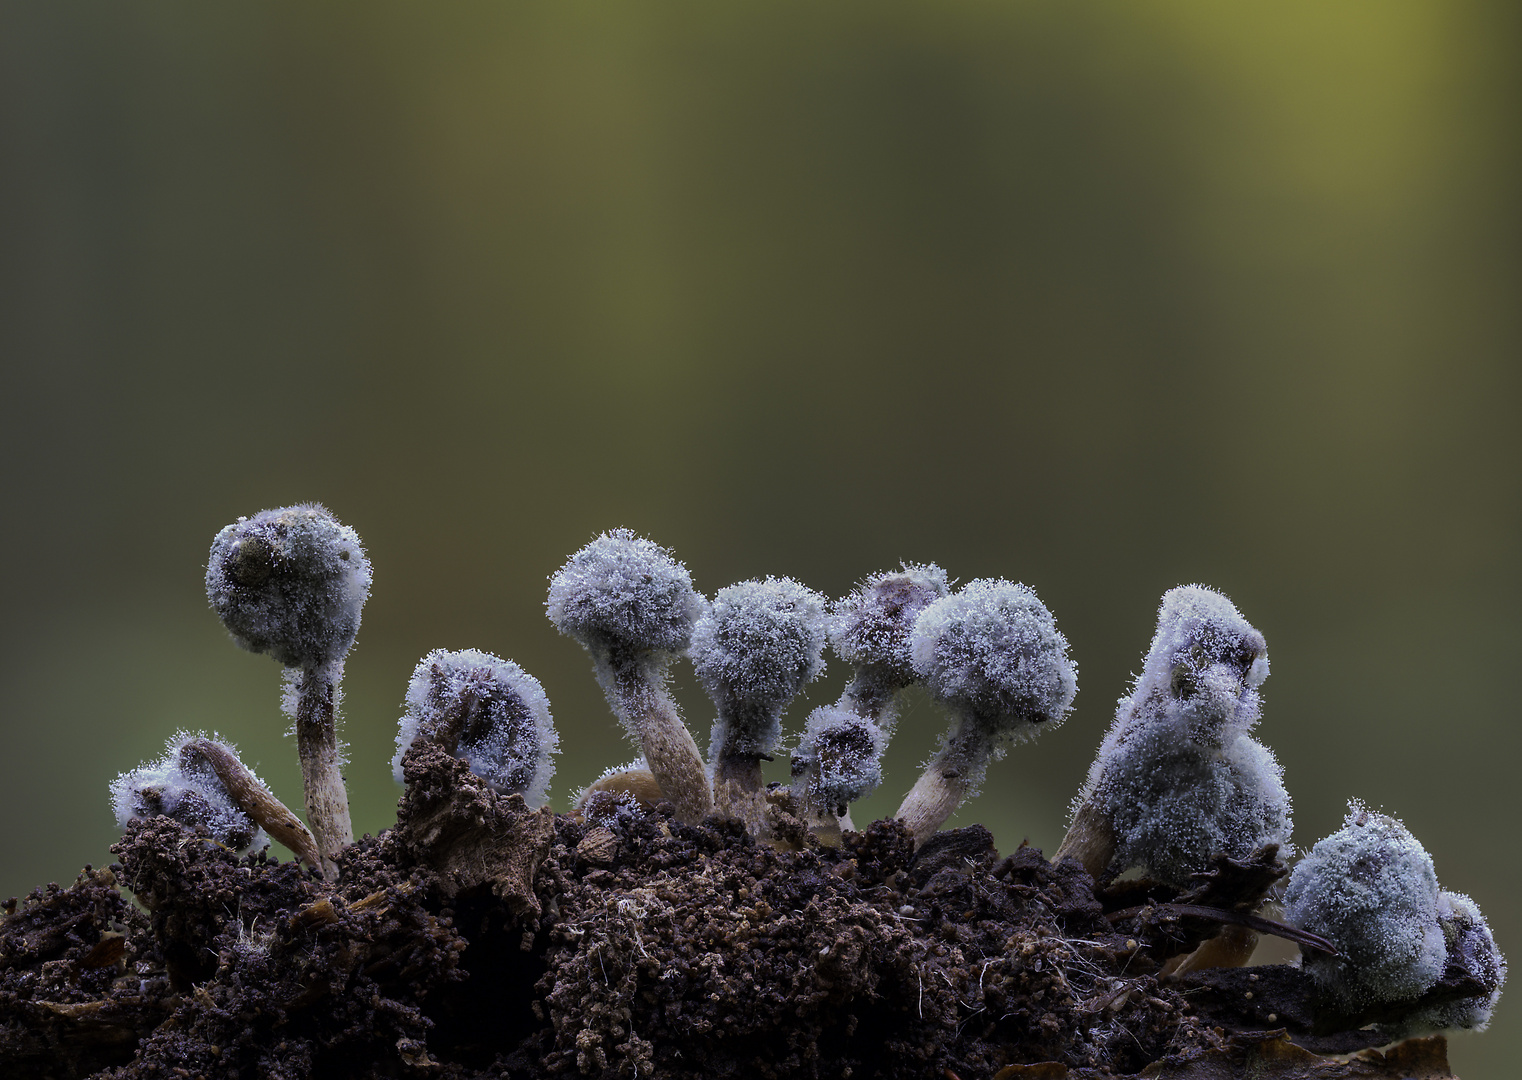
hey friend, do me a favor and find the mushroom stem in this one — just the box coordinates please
[1054,800,1117,879]
[181,738,323,873]
[896,739,977,847]
[1167,924,1260,975]
[712,753,764,796]
[292,666,353,875]
[607,664,712,824]
[841,671,897,723]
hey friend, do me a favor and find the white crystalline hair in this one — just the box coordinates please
[1097,732,1290,887]
[545,528,705,664]
[1283,802,1446,1009]
[392,648,558,807]
[1075,584,1287,884]
[110,731,268,852]
[205,504,372,672]
[692,576,829,760]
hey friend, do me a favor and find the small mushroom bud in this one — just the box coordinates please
[392,648,559,807]
[1056,585,1288,888]
[546,529,711,823]
[895,579,1076,846]
[791,704,886,819]
[691,577,828,819]
[1283,802,1447,1010]
[576,756,664,813]
[110,732,317,868]
[206,504,372,876]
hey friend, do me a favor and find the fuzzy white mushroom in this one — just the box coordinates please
[895,578,1076,846]
[1057,585,1289,887]
[1283,802,1446,1009]
[206,504,371,875]
[691,577,829,809]
[546,529,711,823]
[393,648,559,808]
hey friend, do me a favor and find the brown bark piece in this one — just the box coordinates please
[394,738,556,918]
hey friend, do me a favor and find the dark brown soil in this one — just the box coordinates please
[0,743,1471,1078]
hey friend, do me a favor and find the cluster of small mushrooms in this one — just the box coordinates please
[110,506,1504,1042]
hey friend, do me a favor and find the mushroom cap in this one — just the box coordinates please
[1147,585,1268,691]
[910,578,1076,735]
[691,576,829,755]
[1284,802,1446,1008]
[206,504,371,670]
[110,732,265,852]
[546,529,704,656]
[830,563,949,685]
[1407,891,1507,1032]
[393,648,558,806]
[793,703,886,810]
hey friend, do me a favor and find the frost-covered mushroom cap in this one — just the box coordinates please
[794,703,887,810]
[910,579,1077,730]
[1147,585,1268,690]
[691,576,829,726]
[830,563,949,683]
[206,504,372,670]
[546,529,704,655]
[110,731,266,852]
[392,648,558,806]
[1283,802,1446,1008]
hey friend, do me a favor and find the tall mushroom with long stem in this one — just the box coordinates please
[206,504,371,877]
[691,576,828,824]
[895,578,1076,846]
[546,529,712,824]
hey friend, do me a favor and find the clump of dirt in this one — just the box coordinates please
[0,744,1472,1078]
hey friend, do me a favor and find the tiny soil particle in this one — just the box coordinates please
[0,745,1471,1078]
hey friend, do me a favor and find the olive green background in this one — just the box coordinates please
[2,2,1517,1074]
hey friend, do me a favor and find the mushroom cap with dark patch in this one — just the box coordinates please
[793,703,886,810]
[393,648,558,807]
[830,563,949,685]
[206,504,371,670]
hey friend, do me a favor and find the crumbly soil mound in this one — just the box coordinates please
[0,744,1468,1078]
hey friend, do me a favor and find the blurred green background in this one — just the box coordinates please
[2,1,1517,1072]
